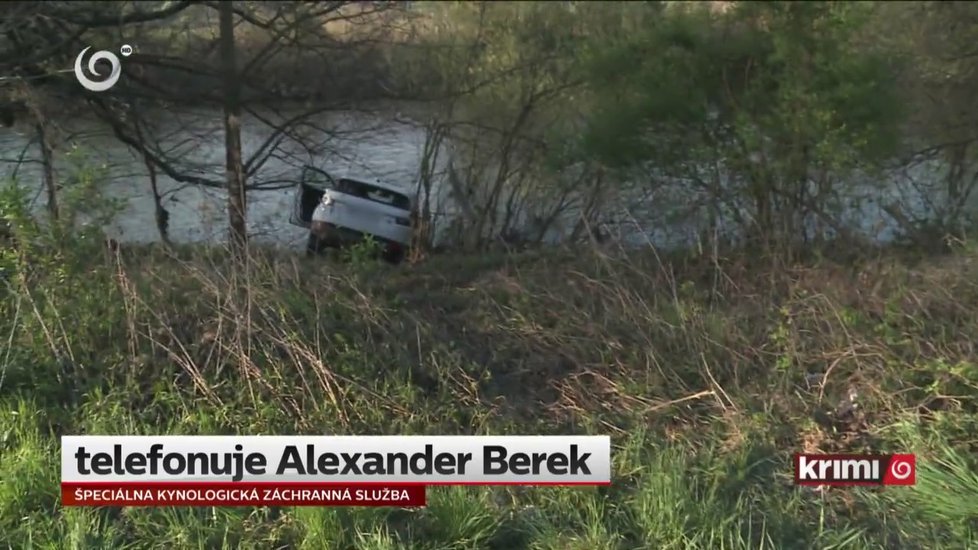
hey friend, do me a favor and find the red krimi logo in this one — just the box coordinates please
[794,454,916,486]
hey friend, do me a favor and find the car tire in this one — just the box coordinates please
[306,233,325,256]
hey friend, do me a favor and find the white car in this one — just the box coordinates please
[290,166,414,263]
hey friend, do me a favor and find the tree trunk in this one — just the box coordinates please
[130,100,171,245]
[146,157,170,245]
[36,122,58,221]
[412,119,444,260]
[219,1,247,257]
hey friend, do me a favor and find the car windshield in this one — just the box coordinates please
[336,179,411,210]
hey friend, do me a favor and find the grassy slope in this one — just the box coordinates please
[1,235,977,549]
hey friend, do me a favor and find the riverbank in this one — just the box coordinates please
[1,229,976,547]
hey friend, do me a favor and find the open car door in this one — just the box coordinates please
[289,166,334,228]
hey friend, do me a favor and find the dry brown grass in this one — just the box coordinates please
[93,242,975,456]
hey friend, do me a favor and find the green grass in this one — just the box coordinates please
[1,200,977,548]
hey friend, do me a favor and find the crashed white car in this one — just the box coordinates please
[290,166,414,263]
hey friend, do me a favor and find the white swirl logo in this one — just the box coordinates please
[74,45,132,92]
[889,458,913,480]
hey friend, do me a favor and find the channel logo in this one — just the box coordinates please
[74,44,133,92]
[794,453,916,486]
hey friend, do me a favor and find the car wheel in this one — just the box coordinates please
[306,233,325,256]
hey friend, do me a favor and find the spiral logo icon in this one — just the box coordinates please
[889,458,913,480]
[74,46,124,92]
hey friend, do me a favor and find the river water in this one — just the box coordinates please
[0,105,439,250]
[0,104,966,251]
